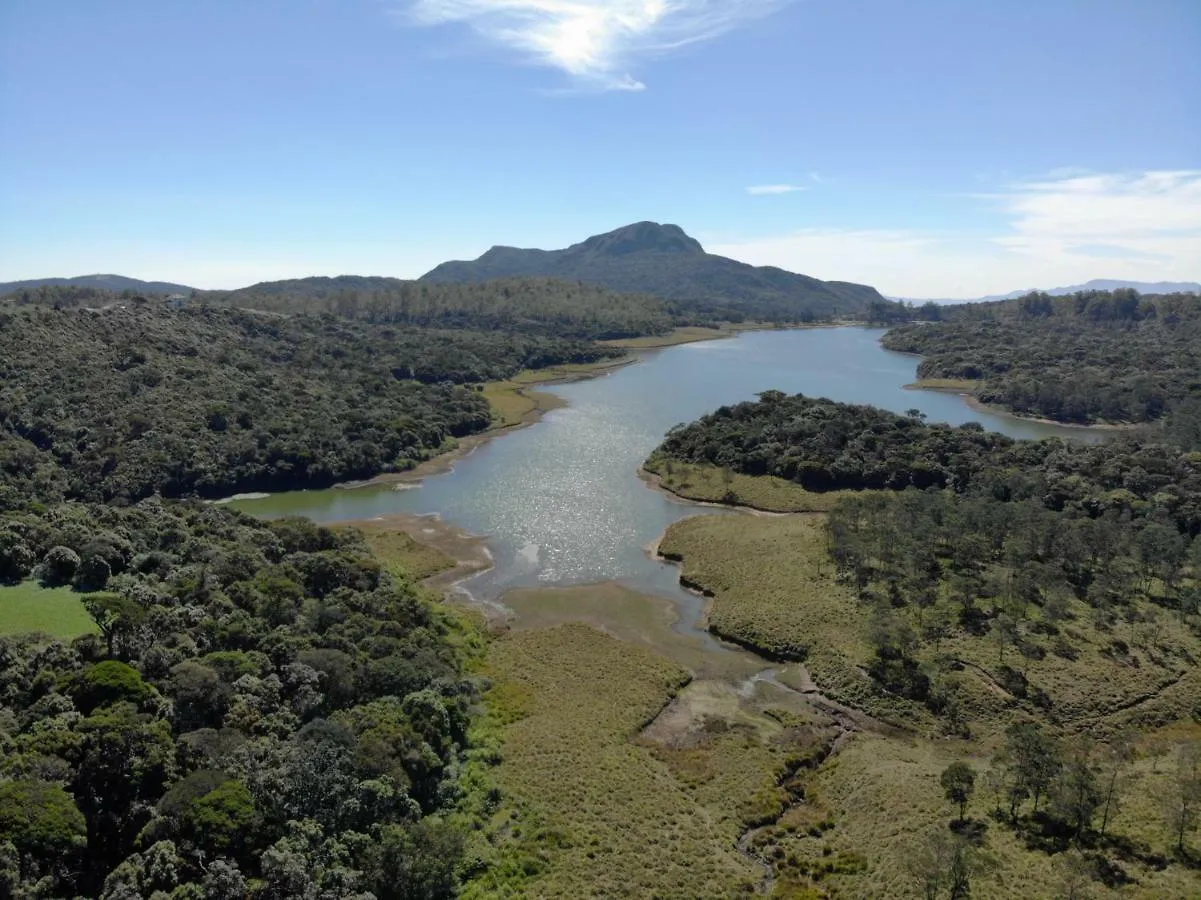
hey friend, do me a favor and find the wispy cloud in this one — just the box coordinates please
[709,170,1201,298]
[401,1,788,91]
[747,184,806,195]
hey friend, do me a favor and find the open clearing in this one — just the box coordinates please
[0,582,98,638]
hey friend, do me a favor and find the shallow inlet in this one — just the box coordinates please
[230,326,1105,629]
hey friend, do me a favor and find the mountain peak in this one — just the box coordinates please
[575,222,705,257]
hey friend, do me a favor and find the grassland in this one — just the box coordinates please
[0,582,99,638]
[340,517,458,583]
[600,325,740,349]
[904,377,981,393]
[653,509,1201,895]
[644,458,855,513]
[462,623,765,898]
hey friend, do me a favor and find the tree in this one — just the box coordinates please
[0,780,87,859]
[1054,849,1095,900]
[998,722,1061,820]
[74,554,112,591]
[72,660,155,714]
[906,827,975,900]
[40,545,80,586]
[1097,733,1134,838]
[82,591,147,658]
[0,527,35,582]
[1051,745,1102,841]
[1164,741,1201,854]
[941,762,976,823]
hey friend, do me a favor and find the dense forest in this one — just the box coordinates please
[2,278,677,342]
[652,392,1201,536]
[0,302,620,508]
[883,289,1201,428]
[198,277,678,341]
[0,501,475,897]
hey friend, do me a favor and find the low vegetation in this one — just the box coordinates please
[0,582,98,639]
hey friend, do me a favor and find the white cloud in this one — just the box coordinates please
[746,184,806,195]
[708,170,1201,298]
[401,0,786,90]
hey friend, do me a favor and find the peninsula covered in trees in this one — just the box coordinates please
[884,288,1201,431]
[647,391,1201,894]
[0,301,623,507]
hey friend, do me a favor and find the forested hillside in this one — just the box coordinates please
[0,303,618,507]
[0,502,475,897]
[0,275,195,296]
[421,221,889,322]
[3,278,676,341]
[884,289,1201,428]
[199,276,676,340]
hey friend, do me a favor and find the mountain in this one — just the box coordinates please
[978,279,1201,302]
[0,274,195,295]
[421,221,886,321]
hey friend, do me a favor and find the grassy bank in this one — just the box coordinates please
[904,377,981,392]
[0,582,99,638]
[643,458,854,513]
[482,357,634,428]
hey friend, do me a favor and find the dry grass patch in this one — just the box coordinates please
[904,377,981,392]
[342,518,458,582]
[657,514,881,713]
[465,624,763,898]
[645,459,854,513]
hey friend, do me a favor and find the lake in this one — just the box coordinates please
[231,327,1104,609]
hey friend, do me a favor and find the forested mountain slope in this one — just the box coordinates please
[884,289,1201,430]
[0,303,616,507]
[421,221,888,322]
[198,275,675,340]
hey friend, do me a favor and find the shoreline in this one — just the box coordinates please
[636,465,794,517]
[903,380,1135,431]
[337,355,640,491]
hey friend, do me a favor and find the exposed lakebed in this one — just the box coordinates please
[231,326,1105,624]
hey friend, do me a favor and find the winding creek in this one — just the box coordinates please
[231,326,1105,633]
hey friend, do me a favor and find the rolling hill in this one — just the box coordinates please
[0,274,195,296]
[421,221,886,322]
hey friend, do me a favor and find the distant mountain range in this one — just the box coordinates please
[0,274,195,296]
[976,279,1201,302]
[895,279,1201,304]
[421,221,885,321]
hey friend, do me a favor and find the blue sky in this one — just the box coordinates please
[1,0,1198,298]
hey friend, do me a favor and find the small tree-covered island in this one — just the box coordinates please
[2,239,1200,899]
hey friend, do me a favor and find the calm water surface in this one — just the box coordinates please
[232,328,1103,609]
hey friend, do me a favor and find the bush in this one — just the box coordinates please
[40,546,80,587]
